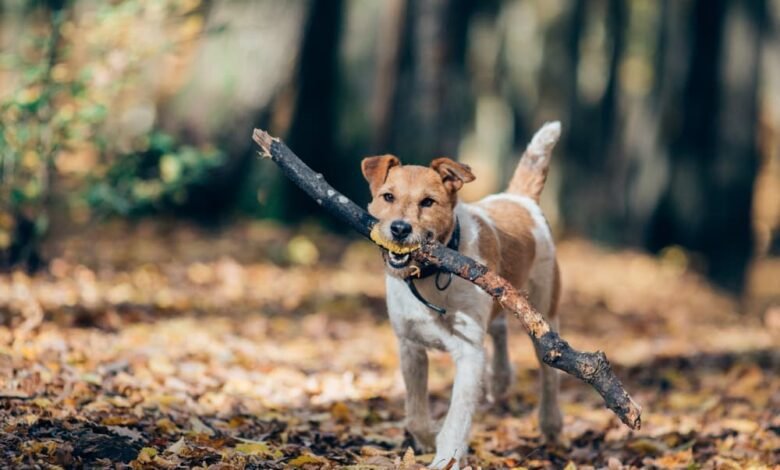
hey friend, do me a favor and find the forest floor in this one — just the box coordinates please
[1,220,779,469]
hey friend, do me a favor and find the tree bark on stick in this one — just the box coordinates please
[252,129,642,430]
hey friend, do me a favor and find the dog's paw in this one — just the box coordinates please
[539,403,563,444]
[405,426,436,453]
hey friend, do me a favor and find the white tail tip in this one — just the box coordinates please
[527,121,561,157]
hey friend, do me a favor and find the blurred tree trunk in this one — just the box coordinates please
[556,0,764,293]
[387,0,475,163]
[561,0,626,242]
[280,0,345,223]
[648,0,765,293]
[621,0,689,245]
[371,0,407,153]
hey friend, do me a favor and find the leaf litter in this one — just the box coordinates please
[1,220,778,468]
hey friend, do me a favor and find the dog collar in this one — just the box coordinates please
[404,219,460,315]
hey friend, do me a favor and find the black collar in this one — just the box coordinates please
[404,219,460,315]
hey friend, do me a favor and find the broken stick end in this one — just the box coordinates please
[627,402,642,430]
[252,128,276,158]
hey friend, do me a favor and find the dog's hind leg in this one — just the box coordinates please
[532,314,562,441]
[488,314,514,399]
[529,266,563,442]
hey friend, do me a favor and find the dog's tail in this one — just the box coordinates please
[506,121,561,202]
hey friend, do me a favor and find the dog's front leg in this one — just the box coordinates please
[431,343,485,469]
[399,339,435,451]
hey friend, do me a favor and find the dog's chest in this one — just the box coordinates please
[385,275,492,351]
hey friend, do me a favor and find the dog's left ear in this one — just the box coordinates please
[431,158,476,192]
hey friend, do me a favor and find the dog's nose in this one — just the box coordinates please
[390,220,412,241]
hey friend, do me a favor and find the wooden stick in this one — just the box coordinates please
[252,129,642,430]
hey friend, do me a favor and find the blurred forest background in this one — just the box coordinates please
[2,1,780,468]
[1,0,780,297]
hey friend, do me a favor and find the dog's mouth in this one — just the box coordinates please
[370,225,420,270]
[386,251,412,268]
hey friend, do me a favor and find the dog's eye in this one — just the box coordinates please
[419,197,435,208]
[382,193,395,203]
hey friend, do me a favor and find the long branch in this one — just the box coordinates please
[252,129,641,430]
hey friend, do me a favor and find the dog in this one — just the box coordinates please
[362,122,563,468]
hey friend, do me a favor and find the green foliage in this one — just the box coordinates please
[85,132,222,216]
[0,0,215,256]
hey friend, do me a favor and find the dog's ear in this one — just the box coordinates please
[431,158,475,192]
[361,154,400,194]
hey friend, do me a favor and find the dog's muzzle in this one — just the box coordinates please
[370,225,420,269]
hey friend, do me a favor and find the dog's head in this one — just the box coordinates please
[361,155,475,276]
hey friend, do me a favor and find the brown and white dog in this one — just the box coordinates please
[362,122,563,468]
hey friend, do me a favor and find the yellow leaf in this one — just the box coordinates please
[627,437,669,455]
[720,418,758,434]
[178,15,204,40]
[563,462,577,470]
[81,373,102,385]
[137,447,158,463]
[370,226,420,254]
[156,418,180,434]
[235,441,284,459]
[149,394,184,407]
[288,453,329,467]
[23,414,39,426]
[0,230,10,249]
[360,446,390,457]
[648,448,693,468]
[17,86,41,104]
[101,416,136,426]
[287,236,320,266]
[21,151,40,170]
[329,402,352,423]
[32,398,52,408]
[159,155,181,183]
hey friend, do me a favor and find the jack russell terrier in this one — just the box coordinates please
[362,122,563,468]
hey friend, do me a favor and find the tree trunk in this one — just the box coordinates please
[279,0,345,223]
[648,0,765,293]
[389,0,475,163]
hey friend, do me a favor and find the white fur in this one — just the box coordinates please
[386,199,560,469]
[525,121,561,167]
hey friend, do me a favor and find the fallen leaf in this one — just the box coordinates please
[330,401,352,423]
[166,437,187,455]
[235,440,283,459]
[106,426,144,442]
[288,453,330,467]
[136,447,158,463]
[188,416,214,436]
[627,437,669,456]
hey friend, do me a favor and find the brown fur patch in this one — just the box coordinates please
[477,199,537,289]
